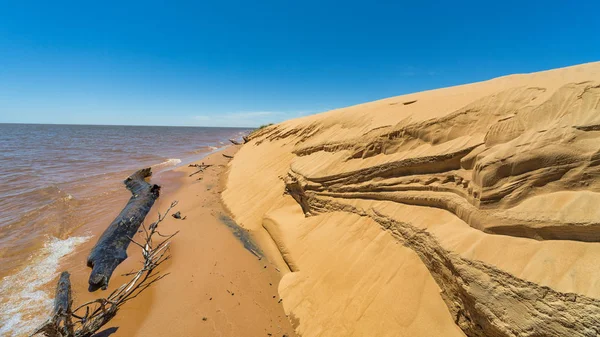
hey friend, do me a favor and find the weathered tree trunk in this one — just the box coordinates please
[87,168,160,291]
[229,138,242,145]
[31,272,74,337]
[53,272,73,332]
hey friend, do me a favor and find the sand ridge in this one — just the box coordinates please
[223,61,600,336]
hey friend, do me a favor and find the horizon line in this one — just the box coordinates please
[0,122,257,129]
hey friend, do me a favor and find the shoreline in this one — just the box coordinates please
[1,127,253,337]
[51,144,297,337]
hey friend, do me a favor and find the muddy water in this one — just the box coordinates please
[0,123,250,336]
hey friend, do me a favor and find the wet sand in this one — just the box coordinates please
[57,145,297,337]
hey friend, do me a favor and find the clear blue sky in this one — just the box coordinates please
[0,1,598,127]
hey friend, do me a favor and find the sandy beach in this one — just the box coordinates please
[53,145,296,337]
[4,2,599,335]
[23,61,600,337]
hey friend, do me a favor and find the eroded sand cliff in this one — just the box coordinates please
[223,62,600,336]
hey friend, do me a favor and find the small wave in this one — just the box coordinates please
[0,185,65,205]
[191,145,220,155]
[0,235,90,337]
[152,158,182,169]
[0,186,78,240]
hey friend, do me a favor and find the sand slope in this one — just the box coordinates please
[223,62,600,336]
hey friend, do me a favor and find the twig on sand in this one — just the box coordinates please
[189,164,212,177]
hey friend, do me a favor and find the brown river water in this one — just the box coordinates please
[0,123,251,336]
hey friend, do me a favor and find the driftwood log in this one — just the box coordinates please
[229,138,241,145]
[87,168,160,291]
[32,272,74,337]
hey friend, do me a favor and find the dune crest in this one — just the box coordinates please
[223,62,600,336]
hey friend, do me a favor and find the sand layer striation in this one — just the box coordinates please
[223,62,600,337]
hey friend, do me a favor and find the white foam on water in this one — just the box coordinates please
[162,158,182,166]
[152,158,182,170]
[0,235,90,337]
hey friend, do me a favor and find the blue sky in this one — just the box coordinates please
[0,1,598,127]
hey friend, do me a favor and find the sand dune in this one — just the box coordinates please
[223,62,600,336]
